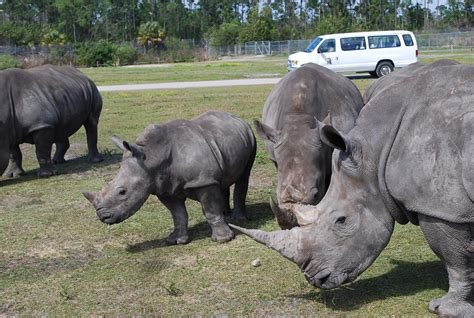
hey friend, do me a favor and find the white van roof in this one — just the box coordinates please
[318,30,414,39]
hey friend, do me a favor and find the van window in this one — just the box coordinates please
[318,39,336,53]
[305,37,323,53]
[340,37,366,51]
[368,35,401,49]
[402,34,414,46]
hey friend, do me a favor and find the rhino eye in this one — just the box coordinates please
[118,189,127,196]
[335,216,346,224]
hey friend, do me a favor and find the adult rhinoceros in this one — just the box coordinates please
[0,65,103,178]
[84,111,256,244]
[232,61,473,317]
[254,63,363,229]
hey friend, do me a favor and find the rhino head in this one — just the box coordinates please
[83,136,153,224]
[232,125,395,289]
[254,115,332,229]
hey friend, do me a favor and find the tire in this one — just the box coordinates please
[375,61,394,77]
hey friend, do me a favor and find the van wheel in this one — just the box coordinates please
[376,62,394,77]
[369,71,377,78]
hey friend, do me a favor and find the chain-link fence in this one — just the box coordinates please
[1,31,472,65]
[240,31,473,56]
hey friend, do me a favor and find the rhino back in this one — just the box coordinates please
[263,64,363,133]
[3,65,101,143]
[357,62,473,224]
[193,111,256,186]
[136,111,255,194]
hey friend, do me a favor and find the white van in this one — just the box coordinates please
[287,30,418,77]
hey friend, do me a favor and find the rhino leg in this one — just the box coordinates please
[84,116,103,163]
[418,214,474,317]
[52,139,70,164]
[158,195,190,245]
[195,185,234,243]
[231,162,252,223]
[32,129,56,178]
[222,187,231,215]
[5,145,25,177]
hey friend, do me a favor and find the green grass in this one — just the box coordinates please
[0,79,451,315]
[81,57,287,86]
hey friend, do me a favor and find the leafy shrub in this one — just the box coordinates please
[160,37,195,63]
[0,55,22,70]
[208,22,241,46]
[116,44,138,66]
[76,41,118,67]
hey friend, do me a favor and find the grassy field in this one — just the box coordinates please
[81,57,287,86]
[0,73,456,316]
[80,51,474,86]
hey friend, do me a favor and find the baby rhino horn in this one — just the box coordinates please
[82,191,96,204]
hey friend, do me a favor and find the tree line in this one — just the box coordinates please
[0,0,471,48]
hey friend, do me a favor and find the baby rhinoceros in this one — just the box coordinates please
[83,111,256,244]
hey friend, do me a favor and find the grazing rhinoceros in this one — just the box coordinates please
[232,61,473,317]
[83,110,256,244]
[254,63,363,229]
[0,65,103,178]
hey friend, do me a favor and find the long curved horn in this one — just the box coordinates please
[229,224,304,265]
[270,197,298,229]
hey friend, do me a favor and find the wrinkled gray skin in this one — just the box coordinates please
[233,61,473,317]
[254,63,363,229]
[84,111,256,244]
[0,65,102,178]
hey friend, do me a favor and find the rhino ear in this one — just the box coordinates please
[123,141,146,160]
[320,125,347,152]
[253,119,279,144]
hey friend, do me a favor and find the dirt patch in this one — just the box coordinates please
[172,255,198,268]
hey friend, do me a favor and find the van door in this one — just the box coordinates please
[317,38,339,70]
[337,36,373,72]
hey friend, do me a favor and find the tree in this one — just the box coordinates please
[237,5,277,43]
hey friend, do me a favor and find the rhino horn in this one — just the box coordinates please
[82,191,96,204]
[288,203,320,226]
[229,224,304,264]
[270,197,298,229]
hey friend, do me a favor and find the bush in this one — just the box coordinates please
[116,44,138,66]
[0,55,22,70]
[76,41,118,67]
[159,37,195,63]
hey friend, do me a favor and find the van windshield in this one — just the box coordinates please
[305,37,323,53]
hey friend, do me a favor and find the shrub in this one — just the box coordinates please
[116,44,138,66]
[0,55,22,70]
[76,41,118,67]
[160,37,195,63]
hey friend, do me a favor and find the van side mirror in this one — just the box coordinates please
[317,47,322,53]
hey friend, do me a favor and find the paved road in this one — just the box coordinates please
[98,78,282,92]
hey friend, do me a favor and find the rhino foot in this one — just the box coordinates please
[5,166,25,178]
[166,231,191,245]
[211,223,234,243]
[429,296,474,317]
[37,167,56,178]
[88,154,104,163]
[52,157,66,164]
[231,209,248,223]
